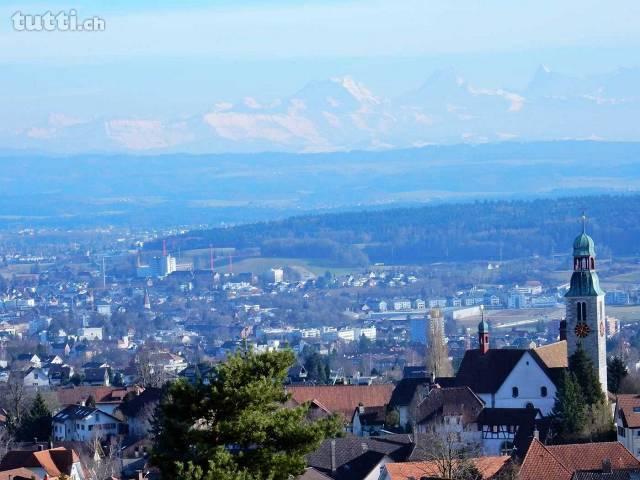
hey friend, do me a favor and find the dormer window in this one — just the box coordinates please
[541,386,548,397]
[512,387,519,398]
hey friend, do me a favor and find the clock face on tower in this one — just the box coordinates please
[575,323,591,338]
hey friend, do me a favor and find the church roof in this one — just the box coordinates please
[534,341,568,368]
[565,270,605,297]
[453,349,527,394]
[573,232,596,257]
[453,347,560,394]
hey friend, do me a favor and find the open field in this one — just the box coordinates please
[455,306,564,330]
[183,255,355,278]
[608,306,640,323]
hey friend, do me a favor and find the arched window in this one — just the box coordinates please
[512,387,519,398]
[577,302,587,323]
[541,386,548,397]
[525,402,534,409]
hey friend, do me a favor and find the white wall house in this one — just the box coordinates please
[77,327,103,341]
[23,367,51,388]
[615,394,640,458]
[52,404,121,442]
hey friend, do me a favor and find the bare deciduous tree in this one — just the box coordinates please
[426,308,453,378]
[136,350,167,388]
[422,431,482,480]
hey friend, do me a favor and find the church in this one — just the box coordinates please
[437,220,608,414]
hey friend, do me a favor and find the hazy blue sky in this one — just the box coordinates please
[2,1,640,152]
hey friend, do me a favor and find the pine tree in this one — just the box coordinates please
[552,371,586,442]
[569,345,604,405]
[607,356,628,394]
[17,393,52,442]
[152,349,343,480]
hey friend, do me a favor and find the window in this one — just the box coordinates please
[618,426,626,437]
[633,407,640,413]
[636,430,640,437]
[512,387,519,398]
[541,386,548,397]
[525,402,534,409]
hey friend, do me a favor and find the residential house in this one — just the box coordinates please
[380,456,512,480]
[22,367,50,389]
[519,438,640,480]
[47,364,73,386]
[477,407,543,455]
[616,394,640,458]
[82,367,110,386]
[51,342,71,357]
[388,376,429,428]
[52,404,122,442]
[351,405,386,437]
[304,434,429,480]
[414,386,484,447]
[116,387,162,438]
[286,384,394,422]
[16,353,41,368]
[77,327,103,341]
[0,446,86,480]
[56,386,137,415]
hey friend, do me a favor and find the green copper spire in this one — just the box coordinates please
[566,213,604,297]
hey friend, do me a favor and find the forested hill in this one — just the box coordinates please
[151,195,640,266]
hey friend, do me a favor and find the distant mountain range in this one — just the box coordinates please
[5,66,640,153]
[1,141,640,228]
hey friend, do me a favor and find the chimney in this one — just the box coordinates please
[533,428,539,440]
[137,470,144,480]
[330,439,336,473]
[358,403,365,414]
[602,458,612,474]
[559,319,567,341]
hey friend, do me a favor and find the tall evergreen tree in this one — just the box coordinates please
[152,349,343,480]
[17,393,52,442]
[607,356,628,394]
[552,371,586,442]
[569,345,604,405]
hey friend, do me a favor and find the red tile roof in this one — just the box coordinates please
[534,340,568,368]
[384,456,511,480]
[0,467,36,480]
[0,447,81,479]
[286,384,394,420]
[55,386,139,406]
[520,439,640,480]
[617,394,640,428]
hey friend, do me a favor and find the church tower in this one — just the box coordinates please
[565,216,607,393]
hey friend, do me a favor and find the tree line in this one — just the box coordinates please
[151,195,640,266]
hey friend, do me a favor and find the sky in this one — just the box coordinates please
[2,0,640,153]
